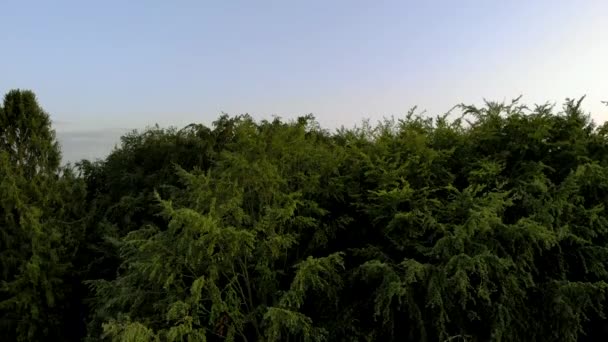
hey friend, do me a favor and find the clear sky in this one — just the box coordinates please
[1,0,607,162]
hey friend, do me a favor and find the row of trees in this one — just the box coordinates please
[2,89,608,341]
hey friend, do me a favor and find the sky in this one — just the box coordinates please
[1,0,607,162]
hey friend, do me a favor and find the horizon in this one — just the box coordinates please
[1,0,607,162]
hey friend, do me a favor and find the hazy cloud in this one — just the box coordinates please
[57,128,130,163]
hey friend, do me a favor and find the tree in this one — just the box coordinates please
[0,89,85,341]
[2,92,599,341]
[86,116,347,341]
[0,89,60,175]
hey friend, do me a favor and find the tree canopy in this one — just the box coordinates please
[2,90,608,341]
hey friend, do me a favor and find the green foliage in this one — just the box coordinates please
[4,89,608,341]
[0,89,61,174]
[0,90,86,341]
[79,99,608,341]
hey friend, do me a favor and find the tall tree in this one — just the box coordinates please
[0,90,85,341]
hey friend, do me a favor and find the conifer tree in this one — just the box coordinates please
[0,90,85,341]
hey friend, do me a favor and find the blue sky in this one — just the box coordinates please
[1,0,607,161]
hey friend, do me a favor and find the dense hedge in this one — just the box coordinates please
[3,90,608,341]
